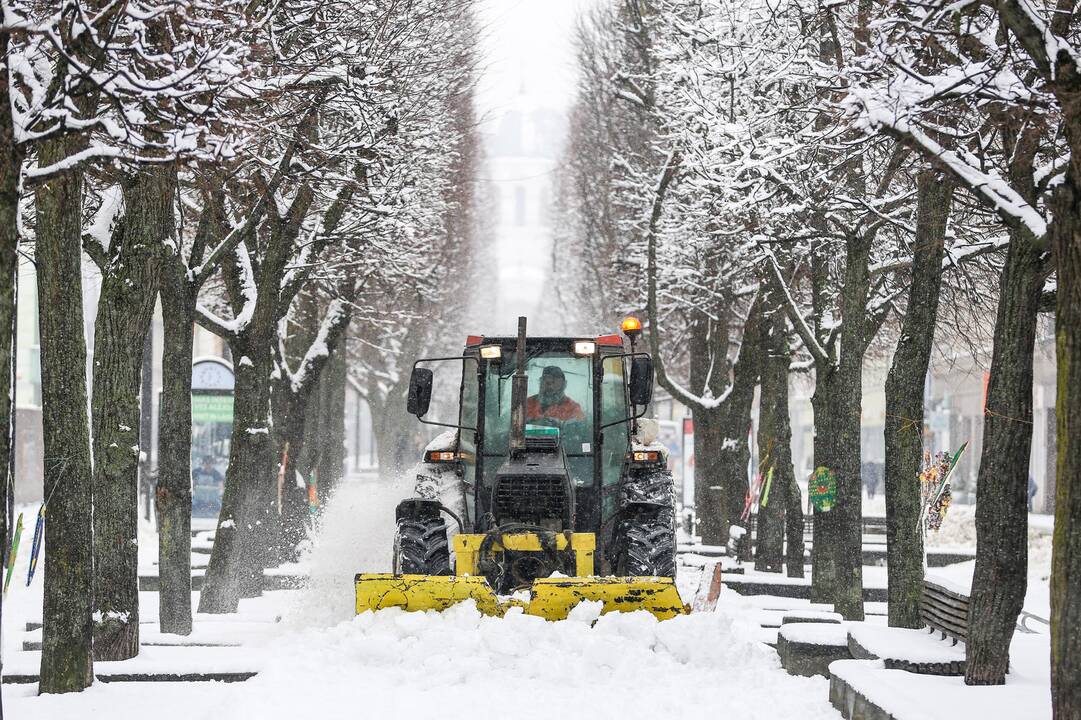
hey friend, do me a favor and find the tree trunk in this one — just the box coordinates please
[198,339,273,613]
[1050,163,1081,719]
[91,171,169,660]
[156,260,196,634]
[810,368,838,601]
[692,407,727,546]
[755,305,792,573]
[965,225,1045,685]
[315,339,348,505]
[0,46,20,709]
[691,300,762,549]
[784,455,805,578]
[884,171,953,628]
[35,138,94,693]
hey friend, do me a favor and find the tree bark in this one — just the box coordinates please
[689,299,762,549]
[1050,160,1081,720]
[755,297,792,573]
[315,338,348,505]
[35,137,94,693]
[884,171,953,628]
[156,283,195,634]
[965,223,1045,684]
[0,102,19,563]
[91,171,169,660]
[198,336,273,612]
[784,452,805,578]
[0,37,21,708]
[809,366,838,601]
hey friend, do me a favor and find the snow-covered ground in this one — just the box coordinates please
[5,474,843,719]
[1,474,1058,719]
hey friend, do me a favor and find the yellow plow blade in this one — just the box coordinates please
[354,574,502,616]
[526,576,686,621]
[354,573,688,621]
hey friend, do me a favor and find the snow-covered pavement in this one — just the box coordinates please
[4,472,848,719]
[7,591,841,720]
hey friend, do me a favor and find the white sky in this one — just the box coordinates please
[472,0,602,334]
[475,0,599,131]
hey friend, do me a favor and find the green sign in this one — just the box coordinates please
[192,394,233,423]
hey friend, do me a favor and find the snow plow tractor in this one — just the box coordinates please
[354,316,692,621]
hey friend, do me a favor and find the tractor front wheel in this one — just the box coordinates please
[614,511,677,578]
[394,516,451,575]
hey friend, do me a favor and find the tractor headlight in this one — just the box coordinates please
[426,450,461,463]
[573,341,596,355]
[480,345,502,359]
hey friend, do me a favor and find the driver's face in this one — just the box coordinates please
[541,375,562,396]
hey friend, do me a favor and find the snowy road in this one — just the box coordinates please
[8,596,841,720]
[6,473,842,719]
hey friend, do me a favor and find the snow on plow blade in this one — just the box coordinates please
[354,574,688,621]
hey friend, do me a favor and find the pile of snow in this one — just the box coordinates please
[243,601,839,720]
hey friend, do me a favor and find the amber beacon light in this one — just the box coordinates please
[621,316,643,339]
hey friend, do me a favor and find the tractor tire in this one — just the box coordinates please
[614,511,677,579]
[394,516,451,575]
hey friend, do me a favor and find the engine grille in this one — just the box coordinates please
[492,475,568,524]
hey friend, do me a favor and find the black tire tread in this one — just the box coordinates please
[395,517,451,575]
[616,514,677,578]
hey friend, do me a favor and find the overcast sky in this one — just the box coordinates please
[475,0,598,132]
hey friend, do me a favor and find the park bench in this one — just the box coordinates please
[921,579,969,644]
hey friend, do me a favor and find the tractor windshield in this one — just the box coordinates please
[483,352,594,483]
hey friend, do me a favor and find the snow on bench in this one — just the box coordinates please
[847,623,966,676]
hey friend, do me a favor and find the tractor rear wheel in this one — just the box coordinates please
[614,511,677,578]
[394,516,451,575]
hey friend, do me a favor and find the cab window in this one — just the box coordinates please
[482,351,594,463]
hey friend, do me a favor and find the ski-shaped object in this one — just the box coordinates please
[4,511,23,594]
[27,505,45,586]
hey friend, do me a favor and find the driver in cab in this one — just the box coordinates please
[527,365,585,423]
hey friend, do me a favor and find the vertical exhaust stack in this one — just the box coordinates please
[509,316,528,455]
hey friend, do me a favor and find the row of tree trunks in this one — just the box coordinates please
[90,169,171,660]
[35,136,95,693]
[883,171,954,628]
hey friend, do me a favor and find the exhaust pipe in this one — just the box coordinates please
[509,316,527,455]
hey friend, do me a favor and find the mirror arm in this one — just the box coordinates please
[416,417,478,433]
[598,403,648,433]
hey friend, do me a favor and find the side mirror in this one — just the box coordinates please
[629,356,654,406]
[407,367,434,417]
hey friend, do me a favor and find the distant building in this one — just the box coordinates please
[484,91,564,331]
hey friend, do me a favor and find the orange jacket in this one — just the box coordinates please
[526,394,585,422]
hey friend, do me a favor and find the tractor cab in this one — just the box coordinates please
[406,320,655,539]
